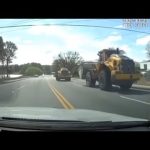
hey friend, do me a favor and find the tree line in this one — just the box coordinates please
[19,63,51,75]
[0,63,52,76]
[0,62,51,76]
[0,35,51,77]
[0,36,17,78]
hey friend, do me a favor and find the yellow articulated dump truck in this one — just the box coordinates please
[85,48,141,90]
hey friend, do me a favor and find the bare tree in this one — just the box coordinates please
[146,41,150,59]
[52,51,83,76]
[4,41,17,78]
[0,36,5,78]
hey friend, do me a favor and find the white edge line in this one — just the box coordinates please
[131,87,150,93]
[11,85,25,94]
[120,95,150,105]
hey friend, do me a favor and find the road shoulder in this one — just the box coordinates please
[0,76,31,85]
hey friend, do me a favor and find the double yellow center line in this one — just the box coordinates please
[47,82,75,109]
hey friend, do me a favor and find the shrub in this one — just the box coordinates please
[25,66,43,76]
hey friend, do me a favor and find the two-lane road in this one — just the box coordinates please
[0,75,150,120]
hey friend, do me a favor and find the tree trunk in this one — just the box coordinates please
[0,66,1,79]
[6,59,9,78]
[1,61,4,79]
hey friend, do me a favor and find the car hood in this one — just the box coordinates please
[0,107,147,122]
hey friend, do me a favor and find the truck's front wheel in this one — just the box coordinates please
[66,78,71,81]
[56,77,60,81]
[98,69,111,90]
[86,72,96,87]
[120,82,132,90]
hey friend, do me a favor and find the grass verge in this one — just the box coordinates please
[134,77,150,86]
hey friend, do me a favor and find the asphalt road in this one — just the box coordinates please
[0,75,150,120]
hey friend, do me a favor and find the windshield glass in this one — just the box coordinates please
[0,19,150,131]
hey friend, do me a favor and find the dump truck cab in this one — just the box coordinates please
[98,48,119,63]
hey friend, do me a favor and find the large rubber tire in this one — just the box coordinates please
[98,68,112,90]
[66,78,71,81]
[86,71,96,87]
[56,77,60,81]
[120,83,132,90]
[92,80,96,87]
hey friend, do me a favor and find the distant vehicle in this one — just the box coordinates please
[55,67,71,81]
[86,48,141,90]
[34,74,39,77]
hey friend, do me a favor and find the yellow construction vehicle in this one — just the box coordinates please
[85,48,141,90]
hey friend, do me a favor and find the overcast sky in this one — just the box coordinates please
[0,19,150,65]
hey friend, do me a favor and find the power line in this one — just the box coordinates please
[0,23,150,35]
[0,27,30,34]
[53,24,150,35]
[0,19,42,34]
